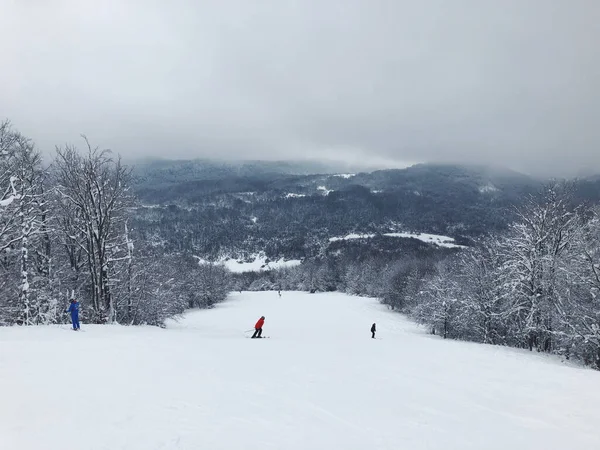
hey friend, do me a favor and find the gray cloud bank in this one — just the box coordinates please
[1,0,599,176]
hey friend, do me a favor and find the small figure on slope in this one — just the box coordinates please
[252,316,265,338]
[371,323,376,339]
[67,299,80,331]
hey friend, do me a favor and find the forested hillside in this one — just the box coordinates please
[4,122,600,369]
[131,160,566,261]
[131,158,600,369]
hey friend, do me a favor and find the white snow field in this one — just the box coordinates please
[2,292,600,450]
[195,254,302,273]
[329,231,465,248]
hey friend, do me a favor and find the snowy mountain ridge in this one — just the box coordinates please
[132,162,570,262]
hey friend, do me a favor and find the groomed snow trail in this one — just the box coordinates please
[1,291,599,450]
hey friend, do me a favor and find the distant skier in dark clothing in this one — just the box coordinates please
[371,323,376,339]
[252,316,265,338]
[67,299,80,331]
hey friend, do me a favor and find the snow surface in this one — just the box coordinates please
[329,233,376,242]
[0,195,15,207]
[479,183,500,193]
[2,291,599,450]
[222,256,301,273]
[383,232,466,248]
[284,193,306,198]
[196,254,302,273]
[329,231,465,248]
[0,176,19,206]
[333,173,356,179]
[317,186,333,195]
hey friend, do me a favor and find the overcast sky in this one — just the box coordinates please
[1,0,599,175]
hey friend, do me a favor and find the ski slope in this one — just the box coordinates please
[1,291,599,450]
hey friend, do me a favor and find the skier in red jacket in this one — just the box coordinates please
[251,316,265,338]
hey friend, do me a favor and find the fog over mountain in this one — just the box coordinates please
[2,0,599,176]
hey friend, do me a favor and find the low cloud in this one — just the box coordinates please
[1,0,599,175]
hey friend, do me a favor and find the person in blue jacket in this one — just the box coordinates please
[66,299,80,330]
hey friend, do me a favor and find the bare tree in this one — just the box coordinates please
[555,207,600,367]
[0,122,48,324]
[412,260,462,339]
[53,138,132,323]
[500,184,581,351]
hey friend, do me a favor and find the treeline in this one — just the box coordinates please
[411,187,600,369]
[234,255,435,304]
[231,239,444,311]
[0,121,229,326]
[237,185,600,369]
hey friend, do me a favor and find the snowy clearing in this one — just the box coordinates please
[329,233,376,242]
[284,193,306,198]
[383,232,466,248]
[479,183,500,193]
[317,185,333,195]
[222,256,301,273]
[1,291,599,450]
[196,254,301,273]
[329,231,465,248]
[333,173,356,179]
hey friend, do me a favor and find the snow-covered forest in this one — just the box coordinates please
[410,189,600,369]
[241,186,600,369]
[0,121,229,326]
[3,118,600,370]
